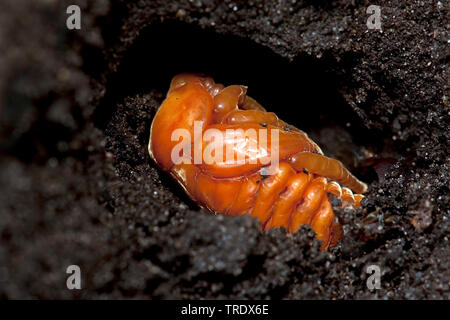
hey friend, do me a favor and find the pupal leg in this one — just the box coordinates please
[221,109,323,154]
[241,95,267,111]
[222,109,281,126]
[168,73,224,97]
[289,152,368,194]
[212,85,247,123]
[231,104,302,133]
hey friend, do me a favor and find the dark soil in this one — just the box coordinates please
[0,0,448,299]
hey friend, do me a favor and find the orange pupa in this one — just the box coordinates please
[148,73,368,250]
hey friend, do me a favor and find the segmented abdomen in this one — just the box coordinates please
[171,161,361,250]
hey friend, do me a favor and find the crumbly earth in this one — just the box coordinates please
[0,0,448,299]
